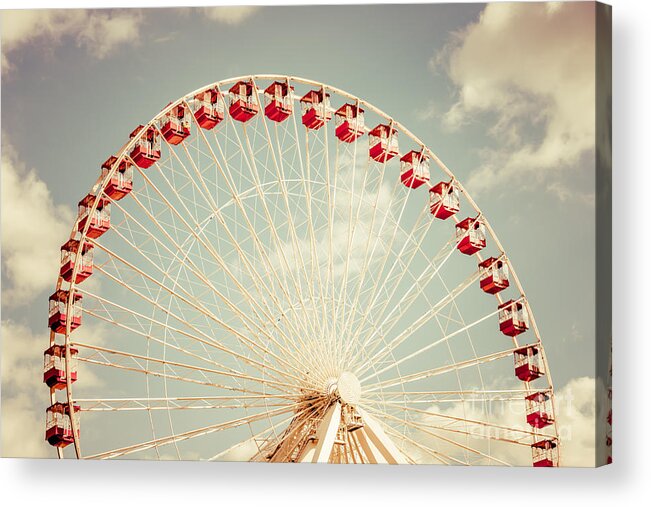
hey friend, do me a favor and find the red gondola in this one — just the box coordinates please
[429,181,460,219]
[194,88,225,130]
[45,403,80,448]
[43,344,78,389]
[264,81,293,123]
[478,257,509,294]
[334,103,365,143]
[48,290,82,334]
[368,124,399,163]
[514,346,545,382]
[77,194,110,239]
[531,439,558,467]
[455,217,486,255]
[160,104,191,145]
[300,89,332,130]
[525,391,554,429]
[400,150,430,189]
[101,156,133,201]
[59,239,93,284]
[129,125,161,168]
[229,80,259,123]
[498,299,529,337]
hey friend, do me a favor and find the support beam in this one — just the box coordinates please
[311,402,342,463]
[355,428,383,464]
[357,407,408,464]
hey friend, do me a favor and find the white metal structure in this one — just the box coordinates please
[47,75,559,465]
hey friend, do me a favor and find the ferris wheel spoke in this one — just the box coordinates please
[78,294,298,388]
[130,152,319,373]
[367,401,540,441]
[364,345,522,393]
[281,123,338,367]
[245,97,337,376]
[73,341,302,394]
[249,82,323,337]
[380,425,463,465]
[91,218,315,384]
[364,389,533,404]
[356,268,483,374]
[187,106,333,374]
[238,122,326,353]
[292,105,330,343]
[349,219,487,369]
[345,197,432,360]
[362,404,513,466]
[79,300,286,386]
[84,403,295,460]
[89,243,286,374]
[209,409,300,461]
[76,394,297,412]
[358,303,506,382]
[331,135,368,366]
[223,132,334,380]
[336,159,400,359]
[78,402,289,412]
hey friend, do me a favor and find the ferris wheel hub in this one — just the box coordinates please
[325,371,361,405]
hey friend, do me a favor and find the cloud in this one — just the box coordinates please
[0,320,51,457]
[202,7,260,25]
[416,376,601,467]
[1,317,108,458]
[1,9,143,71]
[1,143,74,306]
[434,2,596,198]
[213,437,259,462]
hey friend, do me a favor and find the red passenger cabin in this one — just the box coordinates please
[161,104,191,145]
[531,438,558,467]
[229,80,259,123]
[101,156,133,201]
[479,257,509,294]
[368,124,399,163]
[194,88,225,130]
[514,346,545,382]
[60,240,93,284]
[264,81,293,123]
[45,402,80,448]
[455,217,486,255]
[498,299,529,337]
[48,290,82,334]
[400,151,430,189]
[43,344,78,389]
[300,89,332,130]
[334,103,365,143]
[525,391,554,429]
[429,181,460,219]
[77,193,110,239]
[129,125,161,168]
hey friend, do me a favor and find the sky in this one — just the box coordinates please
[0,3,608,466]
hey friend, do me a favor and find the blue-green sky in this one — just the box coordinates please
[1,3,604,465]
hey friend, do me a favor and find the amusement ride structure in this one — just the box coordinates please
[44,75,559,465]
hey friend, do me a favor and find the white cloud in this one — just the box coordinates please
[1,9,143,71]
[1,143,74,306]
[434,2,596,197]
[202,7,259,25]
[0,320,50,457]
[0,317,108,458]
[416,376,601,467]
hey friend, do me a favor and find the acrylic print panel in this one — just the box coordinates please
[0,1,611,466]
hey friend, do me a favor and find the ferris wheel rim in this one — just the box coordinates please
[50,73,560,464]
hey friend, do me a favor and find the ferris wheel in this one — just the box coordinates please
[44,75,560,465]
